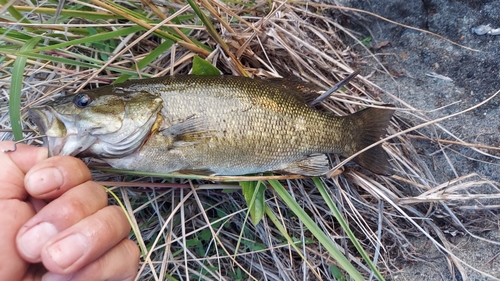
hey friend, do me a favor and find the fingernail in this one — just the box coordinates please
[18,222,58,260]
[47,233,87,269]
[42,272,73,281]
[26,167,64,195]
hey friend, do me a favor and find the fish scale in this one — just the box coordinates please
[29,75,395,176]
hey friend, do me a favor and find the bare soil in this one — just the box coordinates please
[333,0,500,280]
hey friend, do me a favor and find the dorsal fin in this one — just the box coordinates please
[266,77,320,104]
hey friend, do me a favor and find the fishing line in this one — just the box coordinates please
[3,135,47,153]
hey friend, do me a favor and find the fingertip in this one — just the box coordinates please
[118,239,141,279]
[25,166,65,197]
[42,238,140,281]
[123,238,141,264]
[25,156,92,199]
[17,221,59,262]
[40,205,132,274]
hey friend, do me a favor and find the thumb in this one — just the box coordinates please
[0,141,48,200]
[0,141,47,280]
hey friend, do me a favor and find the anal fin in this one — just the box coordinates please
[280,154,329,176]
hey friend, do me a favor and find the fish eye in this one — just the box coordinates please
[73,93,93,108]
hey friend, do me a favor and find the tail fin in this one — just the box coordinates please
[346,105,395,175]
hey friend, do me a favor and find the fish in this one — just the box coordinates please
[29,75,395,176]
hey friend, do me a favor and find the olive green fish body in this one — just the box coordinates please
[30,76,394,176]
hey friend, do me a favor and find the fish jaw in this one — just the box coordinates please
[29,107,97,157]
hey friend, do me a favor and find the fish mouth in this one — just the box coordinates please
[29,107,78,157]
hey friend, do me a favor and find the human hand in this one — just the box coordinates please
[0,141,140,281]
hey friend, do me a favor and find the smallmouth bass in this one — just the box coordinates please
[29,75,395,176]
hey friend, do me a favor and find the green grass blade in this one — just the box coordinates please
[9,36,42,141]
[114,39,175,83]
[16,26,144,54]
[10,5,123,20]
[6,50,152,77]
[312,177,385,281]
[90,0,210,55]
[0,0,31,24]
[186,0,228,50]
[264,204,326,278]
[100,0,146,21]
[0,28,34,42]
[185,0,248,76]
[268,179,365,281]
[233,180,263,259]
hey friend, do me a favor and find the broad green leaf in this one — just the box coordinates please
[10,36,42,141]
[240,180,265,225]
[192,55,222,76]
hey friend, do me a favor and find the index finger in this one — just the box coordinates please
[24,156,92,199]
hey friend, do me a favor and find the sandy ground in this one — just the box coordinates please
[333,0,500,280]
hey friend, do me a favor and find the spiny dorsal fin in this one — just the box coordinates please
[266,77,321,104]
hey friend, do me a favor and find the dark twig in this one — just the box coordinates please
[309,69,360,106]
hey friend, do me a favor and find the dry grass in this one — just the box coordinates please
[1,0,500,280]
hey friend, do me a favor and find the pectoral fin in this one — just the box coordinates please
[280,154,330,176]
[161,116,215,145]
